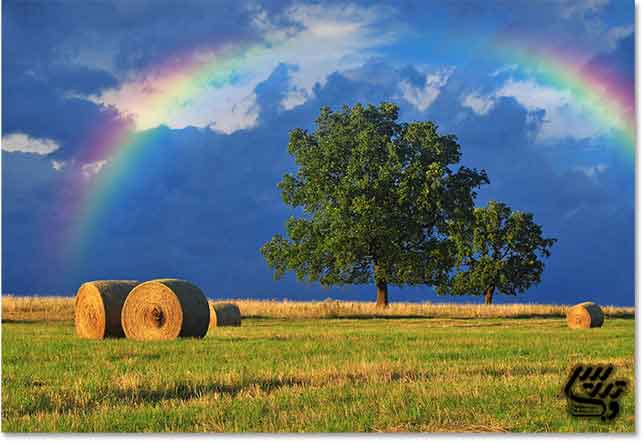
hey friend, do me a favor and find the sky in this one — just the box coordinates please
[1,0,635,305]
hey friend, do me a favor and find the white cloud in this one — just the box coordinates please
[495,79,603,142]
[491,64,518,77]
[573,163,608,179]
[209,92,260,134]
[2,133,60,155]
[562,204,585,222]
[93,73,261,134]
[81,160,108,178]
[461,92,495,115]
[560,0,609,18]
[93,3,395,133]
[400,68,453,111]
[51,160,67,171]
[606,24,634,50]
[281,88,309,111]
[273,3,395,92]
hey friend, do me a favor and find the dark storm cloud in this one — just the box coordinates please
[584,33,634,89]
[48,67,119,96]
[2,0,280,72]
[2,72,133,160]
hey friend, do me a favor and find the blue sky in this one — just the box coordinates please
[2,0,635,304]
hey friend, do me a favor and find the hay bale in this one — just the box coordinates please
[209,302,241,328]
[121,279,210,340]
[75,280,139,339]
[567,302,604,329]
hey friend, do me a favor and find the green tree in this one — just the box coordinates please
[439,201,557,304]
[261,103,488,307]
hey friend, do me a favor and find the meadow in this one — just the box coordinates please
[1,297,635,432]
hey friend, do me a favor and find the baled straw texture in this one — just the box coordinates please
[121,279,210,340]
[567,302,604,328]
[75,280,139,339]
[209,302,242,328]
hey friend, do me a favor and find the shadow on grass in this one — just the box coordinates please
[2,319,75,324]
[465,365,562,377]
[246,312,634,320]
[247,315,477,320]
[606,313,636,319]
[246,315,520,320]
[16,370,429,416]
[108,353,162,362]
[113,378,305,403]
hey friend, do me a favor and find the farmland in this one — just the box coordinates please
[1,297,635,432]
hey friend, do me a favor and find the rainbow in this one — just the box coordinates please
[63,41,276,264]
[64,35,636,267]
[491,39,635,154]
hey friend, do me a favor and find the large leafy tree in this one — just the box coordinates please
[261,103,488,306]
[439,201,557,304]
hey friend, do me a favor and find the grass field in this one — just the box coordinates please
[1,298,635,432]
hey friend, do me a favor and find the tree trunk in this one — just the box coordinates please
[376,280,389,308]
[484,286,495,305]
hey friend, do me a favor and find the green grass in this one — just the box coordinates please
[2,318,635,432]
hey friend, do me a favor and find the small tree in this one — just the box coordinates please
[261,103,488,307]
[439,201,556,304]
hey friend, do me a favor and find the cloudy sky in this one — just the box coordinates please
[2,0,634,304]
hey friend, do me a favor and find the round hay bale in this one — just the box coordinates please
[75,280,139,339]
[567,302,604,329]
[209,302,241,328]
[122,279,210,340]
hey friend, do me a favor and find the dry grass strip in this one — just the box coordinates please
[2,295,633,322]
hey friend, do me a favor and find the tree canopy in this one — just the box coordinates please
[261,102,489,306]
[438,200,557,304]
